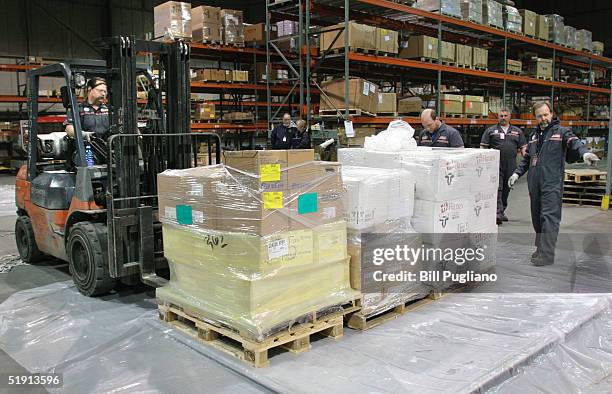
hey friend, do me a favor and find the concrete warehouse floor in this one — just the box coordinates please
[0,160,610,389]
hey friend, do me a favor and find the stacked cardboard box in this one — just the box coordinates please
[154,1,192,40]
[398,97,423,114]
[546,14,565,45]
[276,20,299,52]
[342,166,426,317]
[222,112,254,121]
[157,150,358,341]
[463,95,487,116]
[377,93,397,114]
[338,126,377,147]
[319,78,379,115]
[527,58,553,80]
[593,41,604,56]
[536,14,549,41]
[231,70,249,82]
[503,5,522,35]
[400,35,438,60]
[193,103,215,121]
[490,58,522,73]
[191,5,221,43]
[376,28,399,54]
[221,9,244,46]
[455,44,472,68]
[244,23,277,45]
[337,148,500,290]
[564,26,577,49]
[320,22,376,52]
[519,9,536,37]
[192,68,227,82]
[460,0,482,24]
[482,0,503,28]
[440,93,463,115]
[441,41,456,63]
[576,29,592,52]
[472,47,488,69]
[416,0,462,18]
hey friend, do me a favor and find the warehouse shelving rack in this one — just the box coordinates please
[265,0,612,201]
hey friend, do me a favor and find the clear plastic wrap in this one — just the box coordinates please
[503,5,522,34]
[221,9,244,46]
[156,150,358,341]
[3,281,612,392]
[417,0,462,18]
[564,25,577,49]
[576,29,592,52]
[363,120,417,152]
[460,0,483,24]
[546,14,565,45]
[482,0,503,28]
[154,1,192,40]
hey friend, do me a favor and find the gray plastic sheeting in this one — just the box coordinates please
[1,281,612,393]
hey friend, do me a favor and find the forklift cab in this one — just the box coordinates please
[15,37,221,296]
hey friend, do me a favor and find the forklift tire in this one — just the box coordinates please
[67,222,116,296]
[15,216,44,263]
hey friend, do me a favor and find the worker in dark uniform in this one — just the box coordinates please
[480,108,527,225]
[292,119,311,149]
[270,113,296,150]
[64,77,110,140]
[508,101,599,266]
[418,108,464,147]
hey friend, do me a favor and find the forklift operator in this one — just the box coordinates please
[64,77,110,141]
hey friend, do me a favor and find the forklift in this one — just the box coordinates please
[14,36,221,296]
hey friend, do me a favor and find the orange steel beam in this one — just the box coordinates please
[191,122,267,130]
[352,116,608,127]
[347,52,610,93]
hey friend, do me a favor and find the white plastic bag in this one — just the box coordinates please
[363,120,417,152]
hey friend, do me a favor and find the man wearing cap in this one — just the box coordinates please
[64,77,110,141]
[481,108,527,224]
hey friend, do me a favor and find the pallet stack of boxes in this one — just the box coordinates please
[221,9,244,46]
[191,5,221,43]
[519,9,536,37]
[460,0,483,24]
[319,78,379,116]
[482,0,503,29]
[546,14,565,45]
[416,0,462,19]
[154,1,192,41]
[338,147,500,292]
[564,26,577,49]
[276,20,299,52]
[503,5,522,35]
[157,149,358,342]
[576,29,592,52]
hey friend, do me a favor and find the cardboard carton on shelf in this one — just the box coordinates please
[193,103,215,121]
[192,23,222,43]
[460,0,483,24]
[527,58,553,80]
[244,23,277,45]
[536,14,549,41]
[154,1,192,40]
[221,9,244,46]
[377,93,397,114]
[441,41,456,64]
[320,22,377,52]
[398,97,423,114]
[455,44,472,68]
[482,0,503,29]
[376,28,399,54]
[399,35,438,61]
[472,47,488,69]
[519,9,536,37]
[440,95,463,115]
[222,111,254,122]
[319,78,379,115]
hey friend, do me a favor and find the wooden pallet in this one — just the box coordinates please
[225,42,245,48]
[473,65,488,71]
[319,108,376,117]
[506,70,522,75]
[530,75,553,81]
[377,111,399,117]
[487,24,505,30]
[564,169,607,183]
[441,113,462,118]
[330,47,376,55]
[562,197,602,207]
[412,57,438,64]
[456,63,471,69]
[192,119,217,123]
[441,60,456,67]
[158,299,348,367]
[201,40,222,45]
[465,114,486,118]
[525,34,536,38]
[345,292,435,331]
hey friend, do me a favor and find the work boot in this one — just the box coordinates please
[496,215,503,225]
[532,253,554,266]
[531,250,540,259]
[501,213,508,222]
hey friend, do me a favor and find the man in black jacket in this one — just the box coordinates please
[418,109,464,147]
[270,113,296,149]
[508,101,599,266]
[480,108,527,224]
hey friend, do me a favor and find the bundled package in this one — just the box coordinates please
[564,26,577,49]
[460,0,483,24]
[221,9,244,46]
[503,5,522,34]
[576,29,592,52]
[472,47,488,69]
[546,14,565,45]
[157,150,358,341]
[399,35,438,60]
[319,78,379,115]
[363,120,417,152]
[154,1,192,40]
[276,20,299,52]
[320,22,376,52]
[342,166,427,317]
[417,0,462,18]
[593,41,604,56]
[519,9,536,37]
[191,5,221,43]
[482,0,503,29]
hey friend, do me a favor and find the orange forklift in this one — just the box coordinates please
[15,37,220,296]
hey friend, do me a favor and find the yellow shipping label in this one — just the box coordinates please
[260,164,281,182]
[264,191,283,209]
